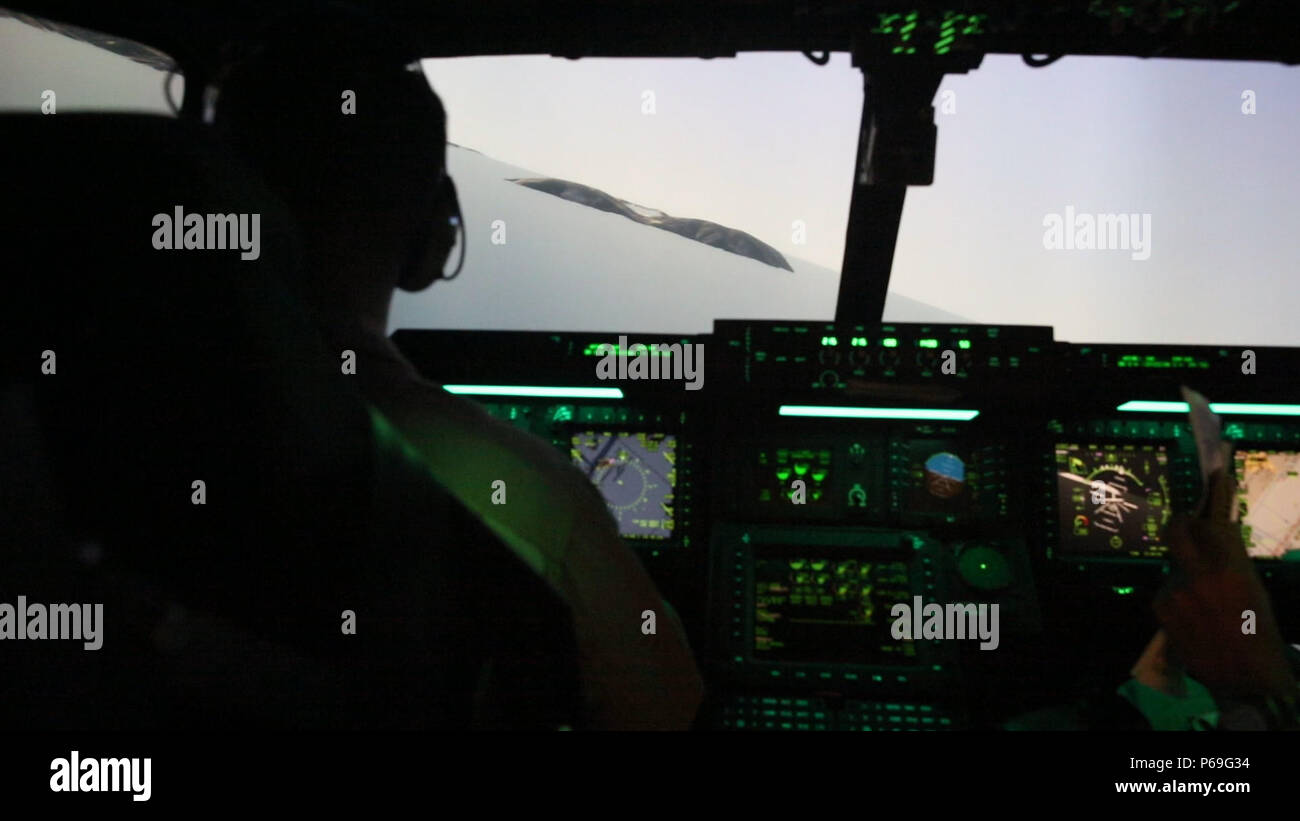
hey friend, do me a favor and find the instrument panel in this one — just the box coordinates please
[392,321,1300,731]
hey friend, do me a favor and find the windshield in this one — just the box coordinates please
[383,53,1299,347]
[391,53,860,336]
[0,11,178,114]
[887,53,1300,347]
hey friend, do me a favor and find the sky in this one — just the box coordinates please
[5,15,1300,345]
[421,52,861,275]
[422,51,1300,345]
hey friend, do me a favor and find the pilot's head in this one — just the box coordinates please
[213,14,459,302]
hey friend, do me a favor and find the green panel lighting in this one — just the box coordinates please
[1116,353,1209,369]
[1118,401,1300,416]
[850,336,868,347]
[957,340,971,350]
[1116,401,1189,413]
[1209,403,1300,416]
[779,405,979,421]
[444,385,624,399]
[882,337,899,348]
[935,14,955,55]
[582,342,673,356]
[874,11,985,57]
[918,338,939,349]
[821,336,838,346]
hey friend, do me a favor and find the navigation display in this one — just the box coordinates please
[1056,443,1171,558]
[571,431,675,539]
[1235,450,1300,559]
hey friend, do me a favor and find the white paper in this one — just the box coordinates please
[1181,385,1235,521]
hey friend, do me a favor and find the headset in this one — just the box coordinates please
[427,166,466,282]
[433,145,466,281]
[204,7,467,285]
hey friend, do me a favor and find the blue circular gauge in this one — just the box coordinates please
[923,452,966,499]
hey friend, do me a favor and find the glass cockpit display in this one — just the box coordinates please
[1056,443,1171,558]
[571,431,675,539]
[1235,450,1300,559]
[753,552,917,666]
[902,440,970,521]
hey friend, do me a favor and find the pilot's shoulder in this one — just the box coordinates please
[402,380,603,493]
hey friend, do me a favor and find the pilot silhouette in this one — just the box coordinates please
[213,16,703,730]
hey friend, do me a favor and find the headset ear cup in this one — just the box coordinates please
[442,176,466,280]
[396,174,462,291]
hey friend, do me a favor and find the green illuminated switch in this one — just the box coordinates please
[847,483,867,507]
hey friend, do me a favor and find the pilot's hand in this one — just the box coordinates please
[1130,630,1185,697]
[1154,469,1297,701]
